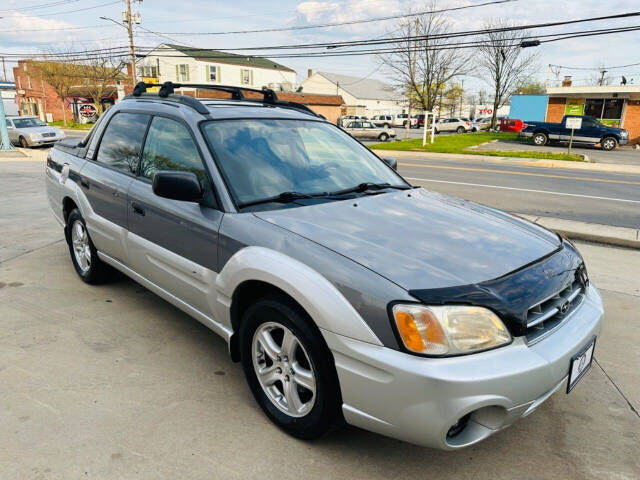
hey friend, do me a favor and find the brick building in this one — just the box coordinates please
[545,84,640,144]
[12,60,130,123]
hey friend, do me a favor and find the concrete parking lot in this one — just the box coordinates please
[1,152,639,479]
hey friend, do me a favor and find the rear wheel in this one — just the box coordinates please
[66,209,113,284]
[601,137,617,151]
[378,132,389,142]
[533,132,548,146]
[240,295,343,440]
[456,126,465,134]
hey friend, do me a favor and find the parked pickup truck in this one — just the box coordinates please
[520,115,628,151]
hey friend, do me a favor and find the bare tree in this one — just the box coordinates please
[476,18,538,128]
[379,1,469,119]
[31,57,80,127]
[80,52,128,115]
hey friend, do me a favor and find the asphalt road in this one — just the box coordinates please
[1,154,639,479]
[396,156,640,229]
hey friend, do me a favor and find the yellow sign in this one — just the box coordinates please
[565,99,584,116]
[142,77,160,93]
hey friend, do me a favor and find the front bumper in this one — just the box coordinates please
[619,136,629,145]
[322,284,604,450]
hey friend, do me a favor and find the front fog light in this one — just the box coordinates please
[392,304,511,356]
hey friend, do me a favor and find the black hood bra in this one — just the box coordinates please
[408,240,587,336]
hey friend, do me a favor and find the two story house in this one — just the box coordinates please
[137,44,297,92]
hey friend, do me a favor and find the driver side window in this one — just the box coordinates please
[140,117,206,180]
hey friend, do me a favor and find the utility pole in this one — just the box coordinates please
[102,1,141,86]
[124,0,138,84]
[598,70,608,86]
[1,57,6,81]
[459,79,464,117]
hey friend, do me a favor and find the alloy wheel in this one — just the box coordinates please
[252,322,316,417]
[71,220,91,273]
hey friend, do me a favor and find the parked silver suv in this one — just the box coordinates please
[45,82,603,450]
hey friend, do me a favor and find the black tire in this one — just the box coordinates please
[601,136,617,151]
[65,209,113,284]
[456,126,465,134]
[378,132,389,142]
[19,136,29,148]
[240,295,343,440]
[533,132,548,146]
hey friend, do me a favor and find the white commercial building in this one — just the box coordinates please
[301,71,407,117]
[136,44,297,92]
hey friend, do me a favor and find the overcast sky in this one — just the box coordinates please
[2,0,640,94]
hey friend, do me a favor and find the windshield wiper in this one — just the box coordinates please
[238,191,328,208]
[330,182,410,196]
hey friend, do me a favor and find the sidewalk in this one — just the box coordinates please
[373,149,640,175]
[517,214,640,250]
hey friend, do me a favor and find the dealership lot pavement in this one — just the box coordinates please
[1,156,639,479]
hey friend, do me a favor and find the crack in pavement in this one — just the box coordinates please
[594,358,640,420]
[0,239,65,265]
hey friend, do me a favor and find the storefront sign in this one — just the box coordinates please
[565,99,584,116]
[78,104,97,119]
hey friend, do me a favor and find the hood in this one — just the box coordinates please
[254,189,560,290]
[20,126,60,134]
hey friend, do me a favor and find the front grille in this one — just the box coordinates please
[525,278,585,344]
[41,132,55,138]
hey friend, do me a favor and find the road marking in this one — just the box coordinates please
[406,177,640,204]
[398,162,640,186]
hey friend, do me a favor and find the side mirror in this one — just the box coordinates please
[382,157,397,170]
[152,171,203,202]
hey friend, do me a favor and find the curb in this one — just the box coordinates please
[372,149,640,175]
[517,214,640,250]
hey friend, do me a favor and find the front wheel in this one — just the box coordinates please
[19,136,29,148]
[378,133,389,142]
[434,127,439,134]
[601,137,617,151]
[240,295,343,440]
[533,132,548,146]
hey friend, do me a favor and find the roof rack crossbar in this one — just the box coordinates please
[129,81,321,118]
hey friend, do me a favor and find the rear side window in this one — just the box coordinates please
[96,113,150,174]
[140,116,205,180]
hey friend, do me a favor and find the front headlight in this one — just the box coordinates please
[392,304,511,356]
[29,132,41,140]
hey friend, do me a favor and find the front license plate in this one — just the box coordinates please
[567,337,596,393]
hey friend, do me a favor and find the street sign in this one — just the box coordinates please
[565,117,582,130]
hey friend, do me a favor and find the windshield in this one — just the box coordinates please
[202,119,406,206]
[13,117,47,128]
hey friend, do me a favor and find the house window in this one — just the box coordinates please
[208,65,219,83]
[176,64,189,82]
[140,65,158,78]
[241,69,252,85]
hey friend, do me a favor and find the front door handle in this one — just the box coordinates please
[131,202,145,216]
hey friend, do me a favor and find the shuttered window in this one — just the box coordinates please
[176,64,190,82]
[207,65,220,83]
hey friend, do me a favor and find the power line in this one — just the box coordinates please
[550,61,640,71]
[0,0,120,17]
[0,0,79,13]
[151,0,517,35]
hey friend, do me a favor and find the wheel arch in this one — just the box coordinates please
[217,246,383,361]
